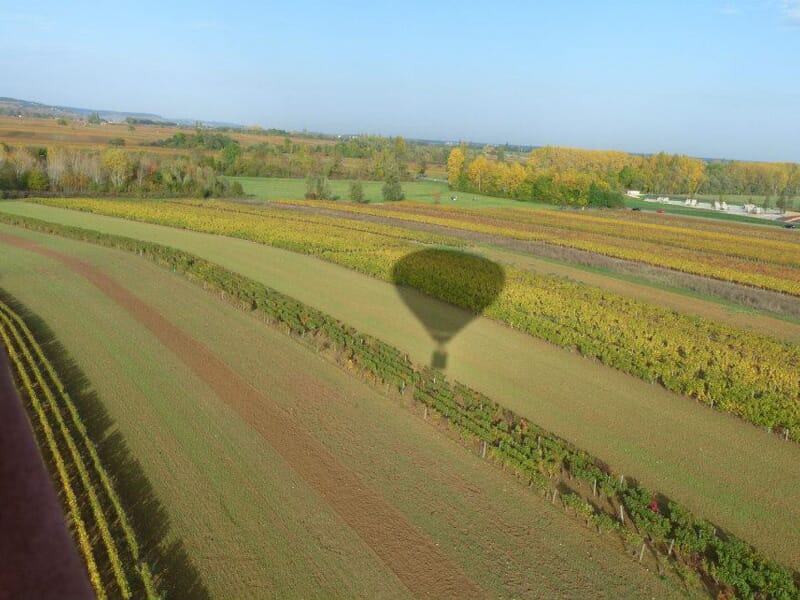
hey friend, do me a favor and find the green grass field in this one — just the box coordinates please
[230,176,556,208]
[0,224,683,599]
[2,201,799,573]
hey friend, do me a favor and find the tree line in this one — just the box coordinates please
[0,144,242,198]
[139,131,445,182]
[219,134,445,180]
[448,145,800,208]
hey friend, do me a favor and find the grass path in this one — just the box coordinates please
[0,226,682,599]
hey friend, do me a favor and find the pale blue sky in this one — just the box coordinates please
[2,1,800,161]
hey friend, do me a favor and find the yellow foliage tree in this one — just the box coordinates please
[466,155,491,192]
[447,147,465,188]
[101,149,131,190]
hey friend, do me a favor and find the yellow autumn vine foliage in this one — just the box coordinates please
[32,197,800,440]
[282,199,800,296]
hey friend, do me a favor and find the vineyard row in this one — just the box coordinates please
[277,198,800,296]
[0,298,159,600]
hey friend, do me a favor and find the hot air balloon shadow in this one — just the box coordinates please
[392,249,505,369]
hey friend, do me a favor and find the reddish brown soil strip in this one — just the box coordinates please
[0,231,483,600]
[0,345,94,600]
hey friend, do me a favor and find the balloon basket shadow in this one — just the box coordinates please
[431,350,448,369]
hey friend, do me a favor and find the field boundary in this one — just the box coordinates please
[1,213,797,599]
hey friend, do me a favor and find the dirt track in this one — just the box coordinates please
[0,231,483,600]
[0,345,93,600]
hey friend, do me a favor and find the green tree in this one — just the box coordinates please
[221,143,242,172]
[101,149,131,190]
[349,181,365,203]
[87,112,101,125]
[305,174,332,200]
[394,136,409,176]
[587,183,625,208]
[26,167,49,191]
[382,173,405,201]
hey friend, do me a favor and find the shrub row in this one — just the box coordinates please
[414,373,797,599]
[0,212,796,598]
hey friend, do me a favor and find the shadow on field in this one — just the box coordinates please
[391,249,505,369]
[0,290,211,600]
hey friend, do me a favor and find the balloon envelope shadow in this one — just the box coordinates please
[392,249,505,369]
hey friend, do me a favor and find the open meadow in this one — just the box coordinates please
[230,176,543,207]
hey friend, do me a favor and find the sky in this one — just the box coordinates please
[2,0,800,161]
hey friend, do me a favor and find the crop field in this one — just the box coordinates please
[471,244,800,343]
[2,200,800,591]
[232,175,785,226]
[272,198,800,295]
[7,1,800,597]
[0,115,334,154]
[0,224,696,599]
[15,198,800,440]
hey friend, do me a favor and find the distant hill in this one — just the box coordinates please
[0,96,242,128]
